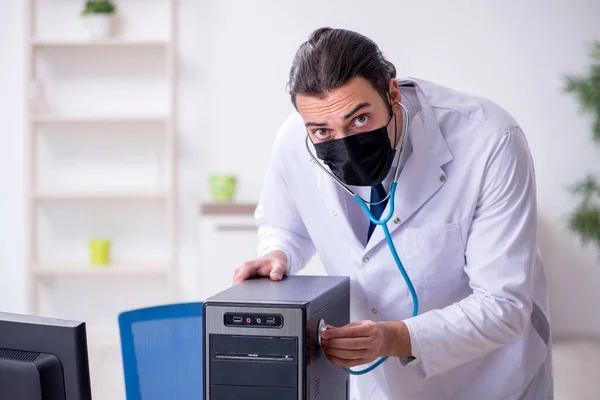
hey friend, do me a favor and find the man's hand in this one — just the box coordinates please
[320,320,387,368]
[232,250,288,284]
[321,320,412,368]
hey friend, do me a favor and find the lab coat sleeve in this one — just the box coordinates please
[402,126,538,379]
[254,121,316,275]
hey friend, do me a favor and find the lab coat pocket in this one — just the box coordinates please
[399,220,465,290]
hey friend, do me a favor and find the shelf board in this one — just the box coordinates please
[33,189,168,200]
[34,262,170,277]
[32,115,169,125]
[32,39,169,49]
[200,203,257,216]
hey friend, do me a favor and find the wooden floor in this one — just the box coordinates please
[552,339,600,400]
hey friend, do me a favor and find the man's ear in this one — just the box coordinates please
[388,78,401,104]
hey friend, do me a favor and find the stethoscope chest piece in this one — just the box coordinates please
[317,319,327,347]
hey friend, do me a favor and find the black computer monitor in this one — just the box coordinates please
[0,311,92,400]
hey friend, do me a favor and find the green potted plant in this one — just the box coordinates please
[209,174,238,203]
[81,0,117,39]
[564,41,600,254]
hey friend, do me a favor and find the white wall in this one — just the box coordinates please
[0,1,27,314]
[2,0,600,338]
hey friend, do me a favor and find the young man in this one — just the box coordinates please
[233,27,552,399]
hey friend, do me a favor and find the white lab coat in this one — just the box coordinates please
[254,77,553,400]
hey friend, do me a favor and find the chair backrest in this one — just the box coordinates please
[118,302,204,400]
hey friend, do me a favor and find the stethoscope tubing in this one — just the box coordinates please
[346,182,419,375]
[353,182,419,317]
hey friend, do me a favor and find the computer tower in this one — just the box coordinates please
[203,275,350,400]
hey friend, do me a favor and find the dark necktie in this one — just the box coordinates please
[367,183,388,241]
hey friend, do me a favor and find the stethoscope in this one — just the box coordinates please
[305,102,419,375]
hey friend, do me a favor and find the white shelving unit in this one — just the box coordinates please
[32,38,169,48]
[33,114,169,124]
[25,2,178,397]
[32,189,168,200]
[34,262,170,277]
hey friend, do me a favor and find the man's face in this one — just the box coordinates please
[296,77,401,145]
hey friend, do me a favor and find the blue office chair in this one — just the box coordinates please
[118,302,204,400]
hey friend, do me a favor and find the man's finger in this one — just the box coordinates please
[327,321,361,329]
[269,263,285,281]
[322,337,370,350]
[324,353,372,368]
[322,323,371,339]
[323,321,361,335]
[233,260,260,284]
[323,346,367,360]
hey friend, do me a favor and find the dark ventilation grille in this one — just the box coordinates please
[314,377,321,397]
[0,348,39,363]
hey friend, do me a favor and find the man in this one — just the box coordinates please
[233,27,552,399]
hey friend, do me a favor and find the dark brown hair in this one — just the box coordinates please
[287,27,397,108]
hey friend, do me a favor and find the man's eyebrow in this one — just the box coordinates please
[305,121,328,128]
[304,102,372,128]
[343,102,371,120]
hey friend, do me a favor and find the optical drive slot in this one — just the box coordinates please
[215,352,294,361]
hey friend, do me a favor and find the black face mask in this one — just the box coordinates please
[313,112,396,187]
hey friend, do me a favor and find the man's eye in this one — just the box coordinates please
[313,129,329,139]
[353,115,369,127]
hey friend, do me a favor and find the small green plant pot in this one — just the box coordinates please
[89,239,111,267]
[81,1,117,39]
[209,175,237,203]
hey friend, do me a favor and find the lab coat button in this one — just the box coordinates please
[371,308,378,315]
[440,175,446,182]
[363,256,369,263]
[393,217,401,224]
[332,210,337,216]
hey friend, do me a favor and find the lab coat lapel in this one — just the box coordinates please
[312,144,365,250]
[364,89,454,254]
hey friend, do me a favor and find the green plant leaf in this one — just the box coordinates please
[571,175,597,193]
[564,41,600,144]
[569,205,600,248]
[564,41,600,254]
[81,0,116,16]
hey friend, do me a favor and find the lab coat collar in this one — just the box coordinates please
[397,77,454,166]
[312,78,454,253]
[364,78,454,253]
[313,151,365,250]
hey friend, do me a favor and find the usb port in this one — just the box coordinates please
[265,317,276,324]
[233,316,243,323]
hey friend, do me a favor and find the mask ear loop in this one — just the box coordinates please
[305,101,410,205]
[305,135,356,197]
[389,96,398,150]
[392,101,410,184]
